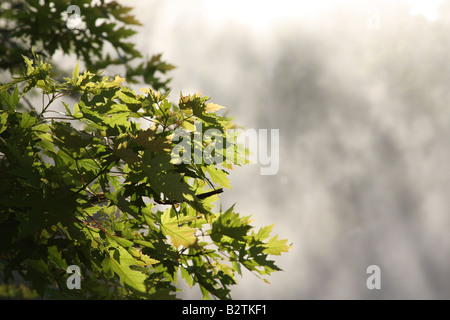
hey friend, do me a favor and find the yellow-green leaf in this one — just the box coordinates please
[204,165,231,189]
[205,103,224,113]
[263,236,291,255]
[102,246,147,293]
[133,127,172,152]
[161,209,197,249]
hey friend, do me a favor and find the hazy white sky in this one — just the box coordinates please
[408,0,444,20]
[125,0,445,27]
[171,0,444,27]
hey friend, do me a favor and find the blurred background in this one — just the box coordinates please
[120,0,450,299]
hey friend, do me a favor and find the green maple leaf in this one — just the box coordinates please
[203,165,231,189]
[113,143,141,165]
[263,235,291,256]
[102,246,147,293]
[160,209,197,249]
[210,206,252,243]
[253,224,275,242]
[133,127,173,153]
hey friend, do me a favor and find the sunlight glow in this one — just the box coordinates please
[202,0,443,29]
[408,0,443,21]
[203,0,330,29]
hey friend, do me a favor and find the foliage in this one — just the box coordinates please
[0,0,290,300]
[0,0,175,90]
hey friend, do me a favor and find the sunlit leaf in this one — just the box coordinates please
[263,236,291,256]
[161,209,197,249]
[102,246,147,293]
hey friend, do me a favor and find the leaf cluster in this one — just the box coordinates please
[0,53,291,299]
[0,0,174,90]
